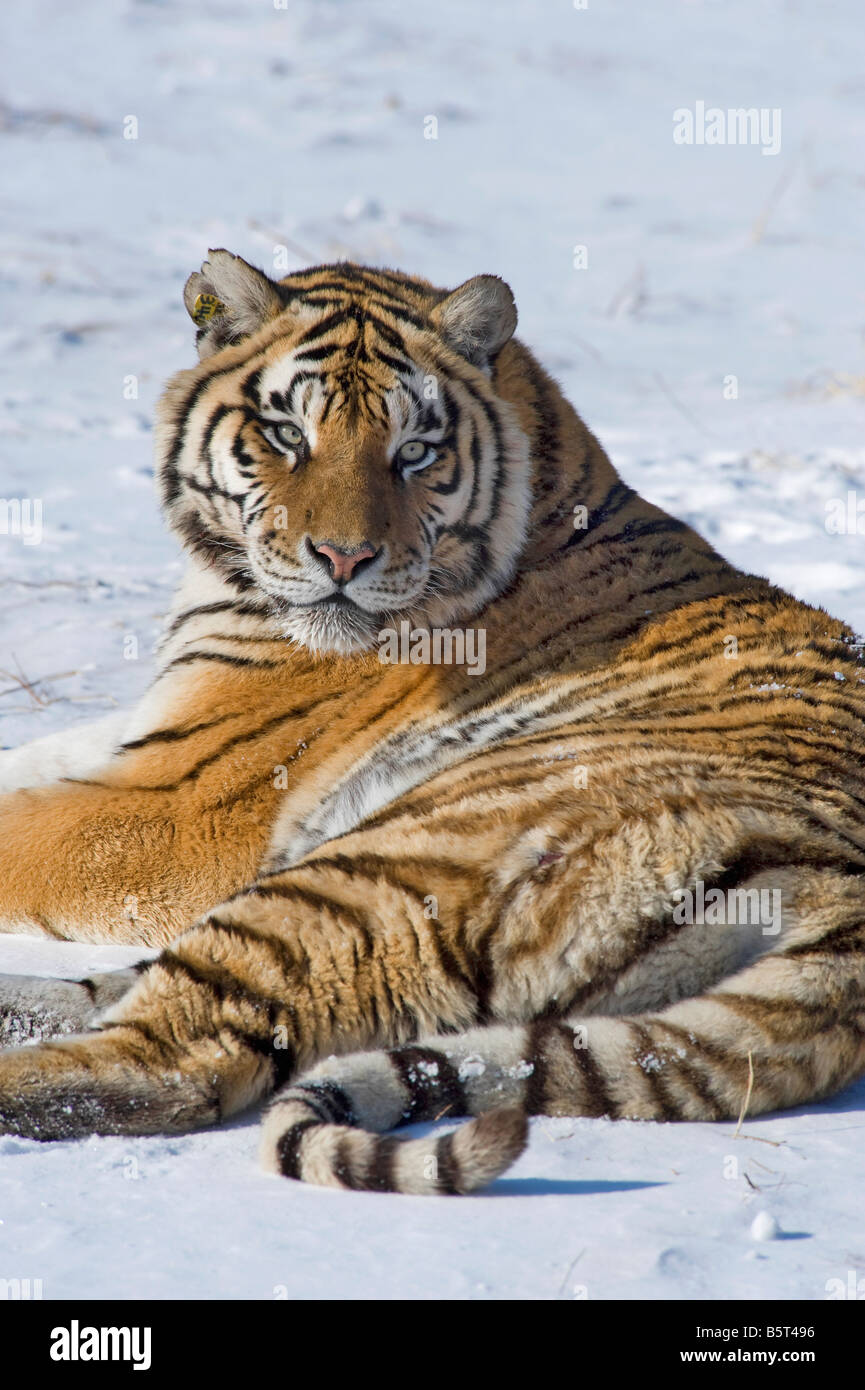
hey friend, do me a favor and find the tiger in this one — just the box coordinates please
[0,249,864,1196]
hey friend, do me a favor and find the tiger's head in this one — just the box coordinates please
[156,252,533,655]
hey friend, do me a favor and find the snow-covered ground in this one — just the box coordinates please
[1,0,864,1300]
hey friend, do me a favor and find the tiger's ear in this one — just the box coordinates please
[183,249,285,360]
[431,275,517,367]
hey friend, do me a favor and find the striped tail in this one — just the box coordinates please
[259,1031,532,1194]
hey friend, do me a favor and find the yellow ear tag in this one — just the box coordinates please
[191,292,226,325]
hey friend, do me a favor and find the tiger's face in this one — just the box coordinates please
[156,253,532,655]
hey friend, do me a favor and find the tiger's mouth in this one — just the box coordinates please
[268,590,384,656]
[310,592,354,609]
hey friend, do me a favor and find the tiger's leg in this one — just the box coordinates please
[0,711,132,795]
[0,967,146,1049]
[0,659,320,944]
[0,774,272,946]
[0,858,481,1139]
[258,865,865,1192]
[0,772,281,947]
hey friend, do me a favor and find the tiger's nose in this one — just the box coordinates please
[310,540,378,584]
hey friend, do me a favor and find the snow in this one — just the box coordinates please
[750,1211,782,1243]
[2,0,865,1300]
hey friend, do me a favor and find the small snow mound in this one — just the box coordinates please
[750,1210,781,1242]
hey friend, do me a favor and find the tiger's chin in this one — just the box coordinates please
[275,597,383,657]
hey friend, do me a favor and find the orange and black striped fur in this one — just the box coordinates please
[1,252,864,1193]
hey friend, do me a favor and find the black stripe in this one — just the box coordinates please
[289,1080,356,1127]
[247,883,375,951]
[365,1136,400,1192]
[156,952,286,1041]
[97,1016,179,1067]
[171,510,256,590]
[166,600,271,636]
[111,702,329,790]
[523,1019,551,1114]
[563,481,635,548]
[629,1022,678,1120]
[120,713,236,752]
[569,1033,617,1118]
[782,919,865,958]
[333,1135,363,1190]
[388,1046,468,1122]
[163,650,282,672]
[433,1132,462,1194]
[160,341,279,505]
[277,1119,322,1179]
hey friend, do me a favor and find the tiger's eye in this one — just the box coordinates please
[398,440,428,464]
[276,423,304,448]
